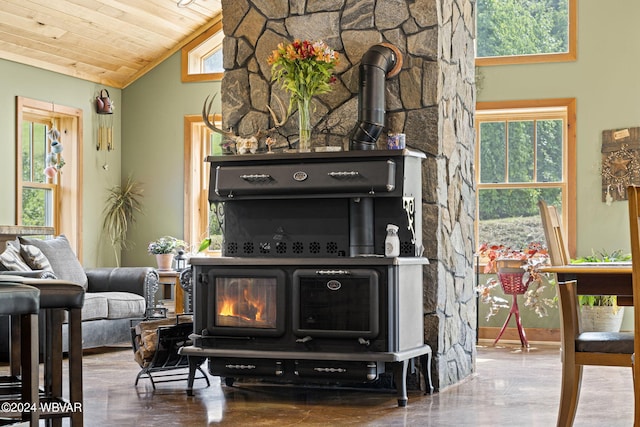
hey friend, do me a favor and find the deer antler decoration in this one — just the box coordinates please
[202,94,290,154]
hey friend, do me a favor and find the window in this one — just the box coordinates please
[476,0,576,66]
[21,120,57,227]
[181,16,223,82]
[184,115,224,252]
[16,97,83,256]
[475,99,576,256]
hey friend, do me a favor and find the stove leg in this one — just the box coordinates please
[420,349,434,395]
[393,360,409,407]
[186,356,205,396]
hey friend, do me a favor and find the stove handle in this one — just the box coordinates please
[315,269,350,275]
[327,171,360,178]
[240,174,273,181]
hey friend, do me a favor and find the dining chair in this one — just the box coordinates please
[538,199,634,427]
[625,185,640,425]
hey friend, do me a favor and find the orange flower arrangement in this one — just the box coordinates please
[267,39,339,150]
[267,39,339,109]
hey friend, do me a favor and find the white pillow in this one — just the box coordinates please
[0,244,31,272]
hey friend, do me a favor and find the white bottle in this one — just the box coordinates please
[385,224,400,257]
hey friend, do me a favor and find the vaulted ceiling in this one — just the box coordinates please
[0,0,222,88]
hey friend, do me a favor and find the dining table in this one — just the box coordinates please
[539,262,639,423]
[539,262,633,306]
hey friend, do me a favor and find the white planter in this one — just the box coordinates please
[580,306,624,332]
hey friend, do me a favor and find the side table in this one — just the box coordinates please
[157,270,183,315]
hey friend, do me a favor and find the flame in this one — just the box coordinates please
[218,288,266,322]
[219,299,236,317]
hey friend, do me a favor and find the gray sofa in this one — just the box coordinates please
[0,235,159,356]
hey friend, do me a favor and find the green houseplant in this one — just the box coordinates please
[102,176,144,267]
[147,236,188,271]
[571,249,631,332]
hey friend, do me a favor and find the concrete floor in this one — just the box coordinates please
[3,340,635,426]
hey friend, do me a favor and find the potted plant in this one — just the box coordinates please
[147,236,188,271]
[102,175,144,267]
[477,242,554,319]
[571,249,631,332]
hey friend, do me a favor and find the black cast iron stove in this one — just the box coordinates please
[180,148,433,406]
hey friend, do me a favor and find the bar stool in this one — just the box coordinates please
[0,282,40,427]
[1,277,84,427]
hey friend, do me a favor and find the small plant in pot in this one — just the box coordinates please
[571,249,631,332]
[148,236,188,271]
[477,242,554,319]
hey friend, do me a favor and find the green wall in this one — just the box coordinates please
[0,52,221,270]
[477,0,638,331]
[0,58,122,268]
[121,53,220,267]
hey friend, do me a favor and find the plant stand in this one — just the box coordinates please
[493,266,530,347]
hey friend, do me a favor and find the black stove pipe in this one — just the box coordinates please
[349,43,403,151]
[349,44,403,257]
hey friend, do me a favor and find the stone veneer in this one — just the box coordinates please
[220,0,476,391]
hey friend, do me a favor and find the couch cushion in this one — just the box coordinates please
[81,293,109,321]
[102,291,146,319]
[20,244,54,272]
[0,244,31,272]
[19,235,88,290]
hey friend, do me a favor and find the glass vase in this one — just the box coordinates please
[297,97,312,152]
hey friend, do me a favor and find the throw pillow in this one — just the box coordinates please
[0,244,31,272]
[20,244,54,272]
[19,235,88,289]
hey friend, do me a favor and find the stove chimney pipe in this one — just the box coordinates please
[349,44,402,257]
[349,43,403,151]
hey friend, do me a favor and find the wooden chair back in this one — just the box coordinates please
[538,199,570,266]
[626,185,640,425]
[628,185,640,341]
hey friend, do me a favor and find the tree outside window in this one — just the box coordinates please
[476,0,576,65]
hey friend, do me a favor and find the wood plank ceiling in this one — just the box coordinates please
[0,0,222,88]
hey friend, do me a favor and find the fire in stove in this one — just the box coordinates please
[215,278,277,329]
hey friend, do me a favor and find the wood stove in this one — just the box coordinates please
[180,149,433,406]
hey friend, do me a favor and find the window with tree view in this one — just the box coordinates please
[21,121,56,227]
[476,0,575,65]
[476,101,575,252]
